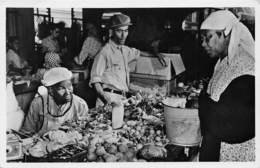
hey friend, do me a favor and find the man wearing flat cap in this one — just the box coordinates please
[90,14,166,129]
[20,67,89,136]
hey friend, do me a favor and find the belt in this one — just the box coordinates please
[103,88,126,96]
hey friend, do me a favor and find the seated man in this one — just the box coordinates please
[20,67,89,136]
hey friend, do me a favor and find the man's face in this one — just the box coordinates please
[111,26,129,45]
[51,80,73,104]
[201,30,227,58]
[51,28,61,39]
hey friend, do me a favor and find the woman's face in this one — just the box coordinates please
[51,28,61,39]
[51,80,73,104]
[201,30,227,58]
[12,40,20,51]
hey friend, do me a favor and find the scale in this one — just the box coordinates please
[6,132,23,161]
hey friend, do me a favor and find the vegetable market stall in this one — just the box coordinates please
[7,79,207,162]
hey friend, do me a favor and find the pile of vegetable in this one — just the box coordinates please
[23,91,169,162]
[171,78,209,109]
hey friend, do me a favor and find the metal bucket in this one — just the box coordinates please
[162,97,202,146]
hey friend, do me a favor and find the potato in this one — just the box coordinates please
[125,150,135,161]
[115,152,124,160]
[136,107,142,113]
[149,129,155,135]
[136,143,143,150]
[107,144,117,154]
[118,144,128,153]
[136,126,142,131]
[87,152,97,161]
[88,146,96,153]
[155,136,161,142]
[104,154,117,162]
[95,146,107,156]
[178,82,184,88]
[96,156,105,162]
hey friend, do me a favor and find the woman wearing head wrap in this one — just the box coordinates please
[198,10,255,161]
[20,67,89,136]
[32,52,62,81]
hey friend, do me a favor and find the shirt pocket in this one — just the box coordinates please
[110,60,123,72]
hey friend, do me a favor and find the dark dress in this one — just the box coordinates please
[198,75,255,161]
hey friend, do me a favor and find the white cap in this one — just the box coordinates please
[41,67,73,87]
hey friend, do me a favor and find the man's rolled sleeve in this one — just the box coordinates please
[89,51,106,86]
[128,47,140,63]
[76,98,89,120]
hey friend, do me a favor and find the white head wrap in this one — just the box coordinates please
[41,67,73,87]
[200,10,255,101]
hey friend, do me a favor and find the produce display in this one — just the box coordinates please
[22,92,169,162]
[20,79,207,162]
[170,78,209,109]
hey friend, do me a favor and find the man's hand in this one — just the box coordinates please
[94,83,121,106]
[156,53,168,67]
[101,92,113,104]
[140,51,168,67]
[102,93,121,107]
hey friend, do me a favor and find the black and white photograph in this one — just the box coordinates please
[1,0,259,168]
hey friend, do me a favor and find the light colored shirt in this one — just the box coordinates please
[41,36,60,54]
[6,82,24,131]
[20,94,88,136]
[75,36,102,65]
[90,40,140,92]
[6,49,28,69]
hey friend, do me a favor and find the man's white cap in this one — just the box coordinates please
[41,67,73,87]
[200,10,239,36]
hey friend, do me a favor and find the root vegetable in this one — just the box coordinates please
[149,129,155,135]
[136,107,142,113]
[178,82,184,88]
[115,152,124,160]
[155,136,161,142]
[104,154,117,162]
[87,152,97,161]
[118,144,128,153]
[95,146,107,156]
[125,150,135,161]
[136,143,143,150]
[156,130,161,135]
[107,144,117,154]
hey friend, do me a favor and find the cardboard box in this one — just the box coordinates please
[129,53,185,95]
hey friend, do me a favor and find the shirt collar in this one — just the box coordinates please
[109,39,123,53]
